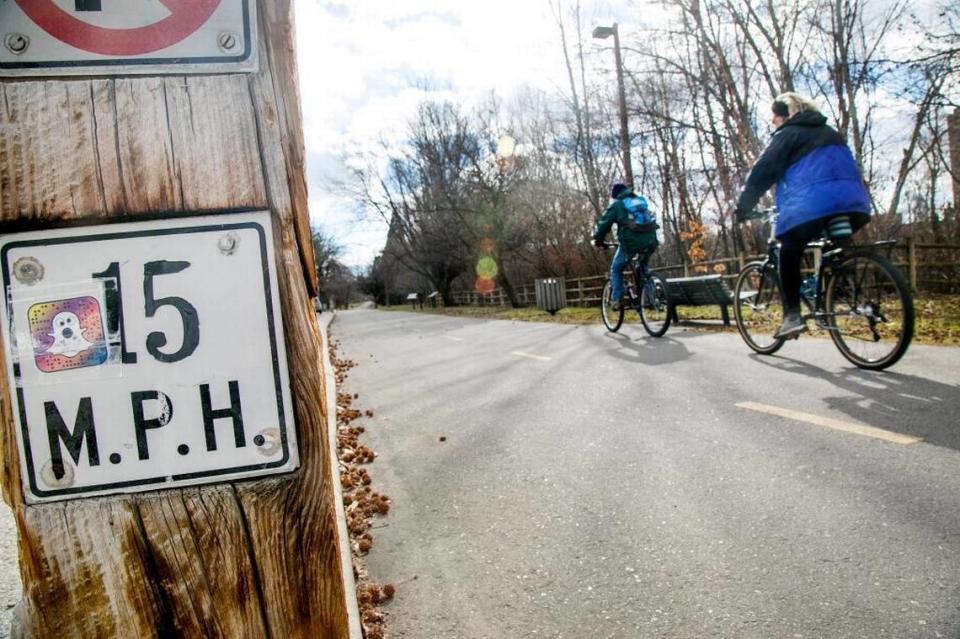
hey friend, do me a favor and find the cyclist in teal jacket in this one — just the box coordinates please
[593,183,659,309]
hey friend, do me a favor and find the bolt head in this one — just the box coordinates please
[254,428,281,455]
[218,32,238,52]
[13,256,44,285]
[218,232,239,255]
[40,459,75,488]
[5,33,29,55]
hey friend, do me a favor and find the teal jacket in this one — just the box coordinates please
[592,191,659,256]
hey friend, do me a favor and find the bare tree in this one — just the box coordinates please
[350,102,477,305]
[338,0,958,301]
[550,0,612,214]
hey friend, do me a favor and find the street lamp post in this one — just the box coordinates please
[592,23,633,187]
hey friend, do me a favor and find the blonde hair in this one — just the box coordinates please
[773,92,820,118]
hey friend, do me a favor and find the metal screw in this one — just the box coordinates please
[40,459,75,488]
[218,32,238,52]
[4,33,29,55]
[254,428,281,456]
[13,256,44,285]
[218,232,239,255]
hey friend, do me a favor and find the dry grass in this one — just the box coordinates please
[379,294,960,346]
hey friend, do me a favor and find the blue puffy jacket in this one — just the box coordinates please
[735,111,871,237]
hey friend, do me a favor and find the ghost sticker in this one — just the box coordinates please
[28,297,109,373]
[47,311,92,356]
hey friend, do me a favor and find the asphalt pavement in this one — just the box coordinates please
[333,308,960,639]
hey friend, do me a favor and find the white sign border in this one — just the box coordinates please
[0,210,298,503]
[0,0,258,77]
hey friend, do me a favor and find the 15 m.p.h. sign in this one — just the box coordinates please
[0,212,299,502]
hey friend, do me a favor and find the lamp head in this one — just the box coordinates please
[592,25,615,39]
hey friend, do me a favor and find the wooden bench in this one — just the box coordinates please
[664,274,735,326]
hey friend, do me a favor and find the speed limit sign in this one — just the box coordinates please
[0,211,298,502]
[0,0,257,76]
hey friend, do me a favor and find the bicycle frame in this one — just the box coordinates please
[623,254,657,311]
[601,243,655,312]
[748,209,896,332]
[751,210,833,328]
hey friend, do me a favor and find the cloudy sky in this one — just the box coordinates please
[294,0,631,267]
[291,0,944,268]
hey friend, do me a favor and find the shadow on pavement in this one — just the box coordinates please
[594,330,692,366]
[749,353,960,452]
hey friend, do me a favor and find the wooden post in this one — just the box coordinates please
[908,236,918,293]
[0,2,353,637]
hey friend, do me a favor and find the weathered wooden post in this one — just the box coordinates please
[0,1,354,636]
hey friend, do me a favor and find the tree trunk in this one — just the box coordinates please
[439,280,457,307]
[497,270,520,308]
[0,2,353,637]
[949,109,960,215]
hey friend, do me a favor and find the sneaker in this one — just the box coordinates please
[774,312,807,339]
[610,299,623,311]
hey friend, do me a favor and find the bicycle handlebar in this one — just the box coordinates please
[739,207,777,223]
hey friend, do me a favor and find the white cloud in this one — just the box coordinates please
[294,0,634,267]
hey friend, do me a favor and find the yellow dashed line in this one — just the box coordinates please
[736,401,922,445]
[511,351,552,362]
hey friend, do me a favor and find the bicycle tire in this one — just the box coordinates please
[601,279,624,332]
[825,253,914,370]
[733,261,786,355]
[639,273,670,337]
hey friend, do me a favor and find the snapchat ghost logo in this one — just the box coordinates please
[29,297,108,373]
[46,311,94,357]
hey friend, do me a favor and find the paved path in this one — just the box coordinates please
[334,309,960,638]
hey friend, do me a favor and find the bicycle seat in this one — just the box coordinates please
[629,245,657,264]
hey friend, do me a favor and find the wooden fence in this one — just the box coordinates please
[451,239,960,307]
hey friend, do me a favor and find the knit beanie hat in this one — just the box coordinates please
[611,183,629,198]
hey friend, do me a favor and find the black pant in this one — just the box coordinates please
[777,214,868,314]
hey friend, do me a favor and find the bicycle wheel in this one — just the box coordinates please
[639,273,670,337]
[825,253,914,370]
[733,261,786,355]
[600,279,624,332]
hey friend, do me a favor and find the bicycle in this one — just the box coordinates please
[598,243,671,337]
[733,208,914,370]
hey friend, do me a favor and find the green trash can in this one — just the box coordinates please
[535,277,567,315]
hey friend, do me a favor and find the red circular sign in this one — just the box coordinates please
[15,0,222,56]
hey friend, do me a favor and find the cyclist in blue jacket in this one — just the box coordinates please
[593,183,659,310]
[735,93,871,338]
